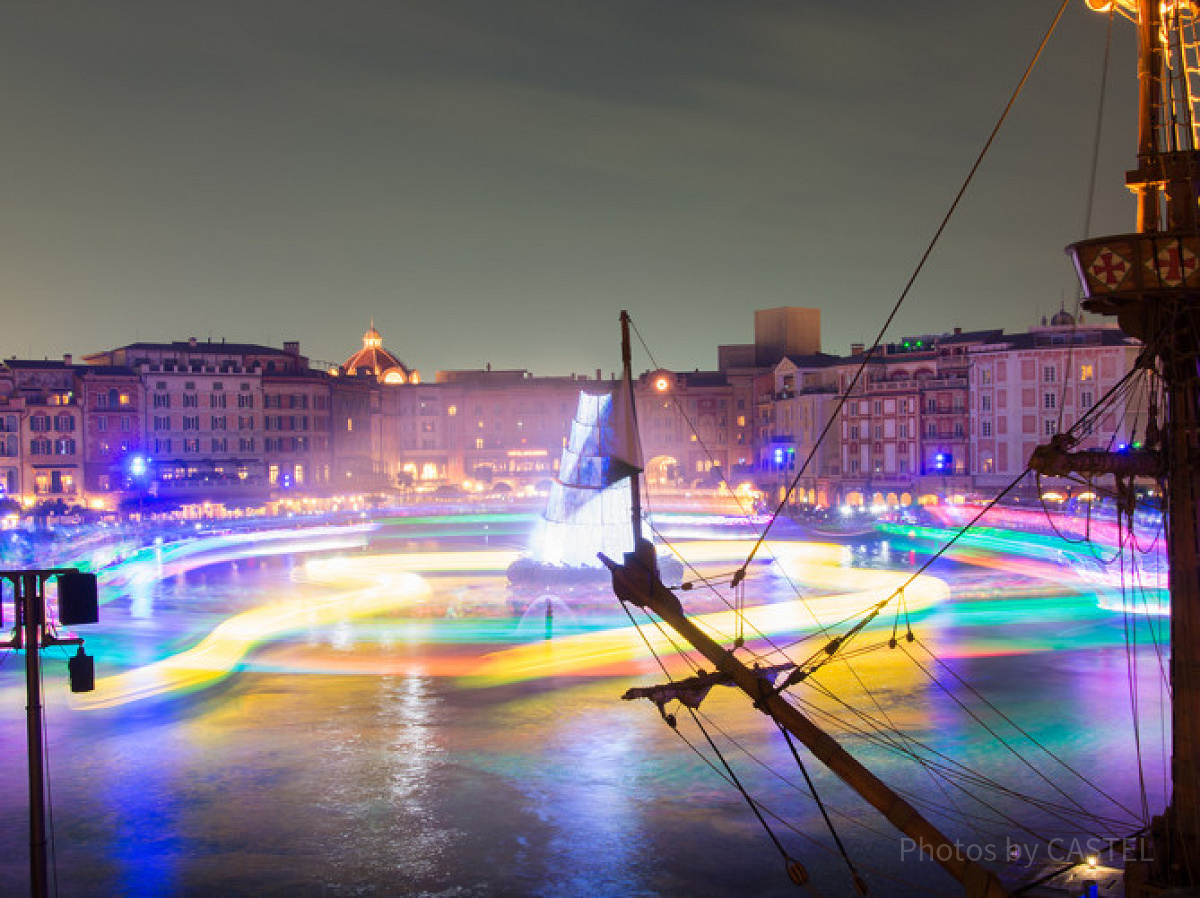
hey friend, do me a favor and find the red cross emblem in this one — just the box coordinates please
[1147,241,1198,286]
[1089,249,1128,288]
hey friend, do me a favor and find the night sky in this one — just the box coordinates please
[0,1,1138,376]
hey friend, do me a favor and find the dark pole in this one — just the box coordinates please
[19,572,47,898]
[620,310,643,544]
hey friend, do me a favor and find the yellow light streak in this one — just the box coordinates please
[73,573,432,710]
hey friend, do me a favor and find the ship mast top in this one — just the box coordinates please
[1043,1,1200,891]
[619,309,645,547]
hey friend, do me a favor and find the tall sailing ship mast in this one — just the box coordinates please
[606,1,1200,893]
[1038,0,1200,892]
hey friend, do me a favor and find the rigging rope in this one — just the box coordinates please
[772,716,868,895]
[733,0,1073,584]
[685,706,819,894]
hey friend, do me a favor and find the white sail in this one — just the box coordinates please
[529,390,638,568]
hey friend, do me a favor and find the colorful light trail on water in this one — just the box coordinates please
[74,573,433,709]
[59,510,1161,708]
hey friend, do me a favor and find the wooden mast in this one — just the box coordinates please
[599,545,1009,896]
[620,309,644,546]
[1044,0,1200,890]
[606,308,1009,896]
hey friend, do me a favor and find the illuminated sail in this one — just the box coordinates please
[530,390,641,568]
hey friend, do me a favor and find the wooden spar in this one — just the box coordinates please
[1063,1,1200,888]
[1134,0,1163,232]
[600,546,1010,898]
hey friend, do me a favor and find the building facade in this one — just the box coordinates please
[0,310,1147,512]
[969,316,1143,493]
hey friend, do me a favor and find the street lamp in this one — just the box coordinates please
[0,568,98,898]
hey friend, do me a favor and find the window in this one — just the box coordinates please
[1080,364,1094,381]
[1080,391,1094,409]
[210,393,227,408]
[183,415,200,430]
[238,393,254,408]
[55,414,75,431]
[97,417,108,433]
[981,420,992,437]
[212,438,227,453]
[212,416,227,430]
[1044,419,1056,436]
[182,393,199,408]
[30,415,49,432]
[1043,393,1056,410]
[184,438,200,453]
[239,437,255,452]
[981,394,991,412]
[121,416,131,432]
[154,393,170,408]
[154,415,170,430]
[1043,365,1057,383]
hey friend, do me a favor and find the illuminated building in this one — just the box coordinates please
[84,338,314,503]
[760,357,842,508]
[385,367,605,493]
[968,314,1143,494]
[0,366,23,500]
[635,369,747,489]
[330,375,384,489]
[831,332,981,507]
[77,365,142,507]
[3,357,84,506]
[342,323,419,385]
[263,368,334,492]
[0,307,1145,512]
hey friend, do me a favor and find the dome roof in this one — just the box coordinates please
[1049,308,1076,327]
[343,323,418,383]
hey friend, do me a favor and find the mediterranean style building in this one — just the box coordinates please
[0,309,1143,512]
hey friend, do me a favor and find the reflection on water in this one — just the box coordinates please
[0,514,1168,896]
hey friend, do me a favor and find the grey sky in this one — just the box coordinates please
[0,1,1136,376]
